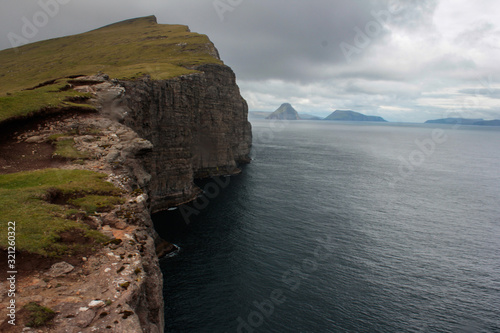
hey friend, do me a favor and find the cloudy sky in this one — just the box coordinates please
[1,0,500,122]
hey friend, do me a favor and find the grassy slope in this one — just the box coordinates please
[0,80,95,123]
[0,15,221,123]
[0,15,221,94]
[0,16,221,256]
[0,169,123,256]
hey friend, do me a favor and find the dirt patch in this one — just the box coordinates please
[0,250,57,282]
[0,113,78,174]
[58,229,94,246]
[0,140,66,174]
[0,245,93,282]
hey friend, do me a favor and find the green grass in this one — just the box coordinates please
[0,15,221,125]
[0,16,221,256]
[24,302,56,328]
[0,79,95,123]
[0,169,123,256]
[47,128,101,161]
[69,195,125,214]
[52,139,89,160]
[0,15,222,94]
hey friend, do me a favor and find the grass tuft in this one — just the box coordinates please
[52,139,89,160]
[24,302,56,328]
[69,195,125,214]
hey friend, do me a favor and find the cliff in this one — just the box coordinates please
[324,110,387,122]
[118,64,251,212]
[0,16,251,332]
[266,103,301,120]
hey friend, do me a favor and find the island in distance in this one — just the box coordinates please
[266,103,301,120]
[324,110,387,122]
[251,104,386,122]
[425,117,500,126]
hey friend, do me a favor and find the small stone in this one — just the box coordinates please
[80,135,95,142]
[25,135,44,143]
[115,221,127,230]
[75,308,96,328]
[136,194,147,203]
[46,262,75,277]
[82,257,87,262]
[88,300,105,308]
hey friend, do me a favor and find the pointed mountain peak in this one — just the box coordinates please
[266,103,301,120]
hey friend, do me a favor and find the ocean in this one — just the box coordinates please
[153,120,500,332]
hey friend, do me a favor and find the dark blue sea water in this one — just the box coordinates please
[153,120,500,333]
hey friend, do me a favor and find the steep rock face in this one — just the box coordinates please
[119,64,252,212]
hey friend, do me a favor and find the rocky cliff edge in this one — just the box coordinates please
[0,17,251,332]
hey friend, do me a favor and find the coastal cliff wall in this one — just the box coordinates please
[0,15,251,332]
[97,62,251,331]
[89,61,251,331]
[2,64,252,331]
[118,64,252,212]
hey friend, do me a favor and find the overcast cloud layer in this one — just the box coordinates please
[1,0,500,122]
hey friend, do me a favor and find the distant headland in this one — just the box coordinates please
[425,118,500,126]
[324,110,387,122]
[251,104,387,122]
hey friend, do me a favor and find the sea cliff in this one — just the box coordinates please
[119,63,252,212]
[0,16,251,332]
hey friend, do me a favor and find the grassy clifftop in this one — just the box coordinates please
[0,15,221,93]
[0,16,223,257]
[0,15,222,124]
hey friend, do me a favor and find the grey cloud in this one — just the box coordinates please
[205,0,391,82]
[459,88,500,98]
[388,0,439,31]
[455,22,496,46]
[0,0,388,82]
[1,0,499,122]
[423,54,478,73]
